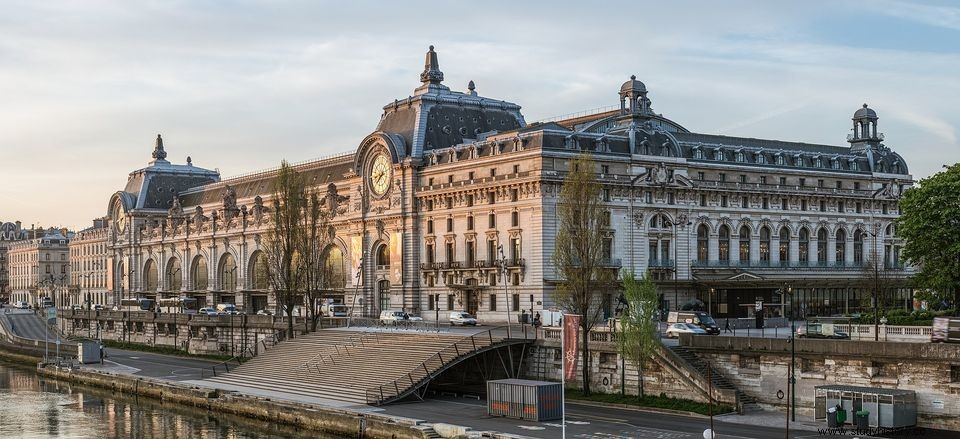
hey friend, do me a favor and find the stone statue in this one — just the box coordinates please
[652,162,668,184]
[251,196,266,225]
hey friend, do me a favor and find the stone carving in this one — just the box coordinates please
[632,211,645,228]
[251,196,266,225]
[651,162,669,185]
[192,206,207,232]
[222,185,239,221]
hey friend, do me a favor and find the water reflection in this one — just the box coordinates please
[0,362,345,438]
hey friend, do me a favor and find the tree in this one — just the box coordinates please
[898,163,960,309]
[300,191,334,332]
[859,254,898,340]
[264,161,307,339]
[553,153,615,395]
[617,271,660,398]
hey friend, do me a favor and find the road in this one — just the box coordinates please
[381,397,840,439]
[98,347,221,381]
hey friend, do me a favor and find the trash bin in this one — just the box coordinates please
[520,314,530,324]
[827,406,838,428]
[836,407,847,425]
[855,410,869,429]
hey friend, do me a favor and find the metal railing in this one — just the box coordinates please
[199,329,286,379]
[364,326,534,405]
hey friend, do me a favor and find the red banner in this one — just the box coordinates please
[563,314,581,381]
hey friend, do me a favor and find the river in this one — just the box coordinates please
[0,361,345,438]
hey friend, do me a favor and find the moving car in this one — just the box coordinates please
[198,307,219,316]
[216,303,238,315]
[449,311,478,326]
[930,317,960,343]
[255,309,274,316]
[380,310,408,325]
[665,322,707,338]
[667,311,720,335]
[796,323,849,339]
[17,301,30,310]
[321,303,348,317]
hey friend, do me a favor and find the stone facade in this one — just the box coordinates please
[0,220,31,303]
[8,228,73,306]
[68,218,110,308]
[99,46,914,322]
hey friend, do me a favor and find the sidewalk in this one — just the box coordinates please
[716,408,822,432]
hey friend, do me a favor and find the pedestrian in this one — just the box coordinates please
[533,312,542,328]
[724,318,732,334]
[99,343,104,364]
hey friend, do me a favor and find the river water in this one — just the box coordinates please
[0,361,344,438]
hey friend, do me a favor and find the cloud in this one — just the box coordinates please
[873,0,960,31]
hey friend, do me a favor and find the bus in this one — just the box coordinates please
[931,317,960,343]
[115,298,157,312]
[157,297,200,314]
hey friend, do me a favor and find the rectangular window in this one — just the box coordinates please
[695,171,704,181]
[854,182,861,190]
[489,295,497,311]
[760,176,767,185]
[428,295,435,311]
[512,273,520,286]
[490,168,496,177]
[667,193,674,205]
[719,173,726,182]
[446,218,453,232]
[782,198,789,210]
[801,200,808,211]
[511,189,519,202]
[739,174,746,183]
[838,201,845,213]
[487,240,496,264]
[426,243,434,264]
[445,243,454,262]
[856,202,862,213]
[512,294,520,312]
[447,295,455,311]
[466,194,473,206]
[762,198,769,209]
[488,272,497,286]
[448,175,454,183]
[468,171,474,180]
[467,216,474,230]
[951,365,960,383]
[818,179,824,188]
[779,176,786,185]
[700,194,707,207]
[511,211,519,227]
[882,204,888,215]
[644,191,652,203]
[446,197,452,209]
[799,178,806,187]
[488,213,496,228]
[428,177,434,186]
[820,201,826,212]
[602,189,611,202]
[721,196,728,208]
[427,200,434,211]
[513,164,520,174]
[510,238,521,261]
[601,165,609,175]
[836,181,842,189]
[427,220,434,234]
[488,191,495,204]
[741,197,748,208]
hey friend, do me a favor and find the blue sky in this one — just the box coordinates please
[0,0,957,229]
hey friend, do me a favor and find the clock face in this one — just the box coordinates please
[370,154,392,196]
[114,206,126,232]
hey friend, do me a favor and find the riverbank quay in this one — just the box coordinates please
[34,364,506,439]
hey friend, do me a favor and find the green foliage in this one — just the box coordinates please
[266,161,309,338]
[564,388,734,416]
[897,163,960,306]
[617,271,661,396]
[852,308,954,326]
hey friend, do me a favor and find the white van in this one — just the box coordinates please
[322,303,348,317]
[380,310,407,325]
[449,311,477,326]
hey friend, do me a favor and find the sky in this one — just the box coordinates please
[1,0,958,230]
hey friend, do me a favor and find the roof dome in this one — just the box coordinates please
[620,75,647,94]
[854,103,877,119]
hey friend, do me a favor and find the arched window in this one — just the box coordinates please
[798,228,809,263]
[817,228,828,263]
[376,243,390,267]
[759,226,770,262]
[192,256,208,290]
[718,225,730,262]
[739,226,751,262]
[166,257,182,291]
[835,229,846,265]
[696,224,709,262]
[143,259,158,292]
[219,253,237,291]
[779,227,790,264]
[854,230,864,264]
[324,246,346,288]
[250,251,269,290]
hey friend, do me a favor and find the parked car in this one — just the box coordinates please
[405,313,424,322]
[198,307,219,316]
[796,323,849,339]
[39,297,54,308]
[667,311,720,335]
[70,304,83,310]
[93,304,105,311]
[216,303,238,315]
[16,301,30,310]
[665,322,707,338]
[449,311,478,326]
[255,309,274,316]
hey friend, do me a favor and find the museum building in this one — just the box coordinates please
[92,46,914,322]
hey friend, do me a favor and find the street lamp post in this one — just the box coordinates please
[498,244,511,339]
[781,283,795,424]
[864,223,881,341]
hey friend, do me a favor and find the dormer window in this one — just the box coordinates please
[832,159,841,170]
[776,154,784,166]
[851,161,859,171]
[693,148,704,160]
[794,155,804,167]
[757,154,767,164]
[814,157,823,168]
[714,149,724,161]
[736,151,745,163]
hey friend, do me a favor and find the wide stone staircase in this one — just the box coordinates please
[203,327,529,406]
[668,345,760,413]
